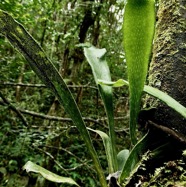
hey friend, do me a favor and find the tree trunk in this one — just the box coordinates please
[145,0,186,138]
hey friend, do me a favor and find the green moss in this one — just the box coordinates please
[144,0,186,113]
[146,160,186,186]
[37,51,46,58]
[16,26,23,34]
[0,11,6,32]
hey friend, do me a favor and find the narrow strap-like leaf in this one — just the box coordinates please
[0,10,107,187]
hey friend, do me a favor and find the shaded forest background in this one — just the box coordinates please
[0,0,130,186]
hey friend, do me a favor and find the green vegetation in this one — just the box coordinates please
[123,0,155,145]
[0,1,185,187]
[0,1,126,186]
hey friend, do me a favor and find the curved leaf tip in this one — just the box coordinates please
[23,161,79,186]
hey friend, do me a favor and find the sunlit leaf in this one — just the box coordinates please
[23,161,79,186]
[98,79,127,87]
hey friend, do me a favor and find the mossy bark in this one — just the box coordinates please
[145,0,186,135]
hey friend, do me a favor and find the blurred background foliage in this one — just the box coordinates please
[0,0,129,186]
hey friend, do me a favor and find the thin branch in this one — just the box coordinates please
[5,105,127,125]
[0,96,128,132]
[0,82,97,89]
[148,120,186,144]
[0,82,46,88]
[35,147,68,173]
[19,108,102,124]
[34,145,95,173]
[0,92,29,127]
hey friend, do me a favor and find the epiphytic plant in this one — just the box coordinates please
[0,0,185,186]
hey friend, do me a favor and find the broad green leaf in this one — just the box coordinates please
[23,161,79,186]
[83,45,117,173]
[87,128,113,174]
[98,79,186,118]
[123,0,155,145]
[117,149,129,171]
[0,10,107,187]
[83,45,109,85]
[119,132,149,182]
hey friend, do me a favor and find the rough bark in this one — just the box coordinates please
[145,0,186,136]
